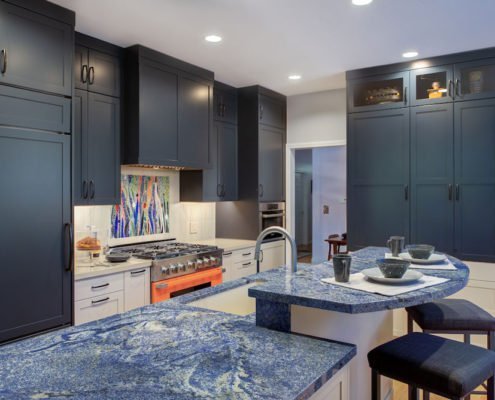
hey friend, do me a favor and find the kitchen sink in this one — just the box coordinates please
[188,281,265,316]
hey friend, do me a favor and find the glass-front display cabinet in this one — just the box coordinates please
[348,71,409,112]
[411,66,454,106]
[455,58,495,101]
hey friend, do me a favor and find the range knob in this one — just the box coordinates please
[187,261,196,270]
[161,266,170,275]
[196,259,204,268]
[178,263,186,272]
[169,264,178,273]
[209,256,217,266]
[202,257,211,267]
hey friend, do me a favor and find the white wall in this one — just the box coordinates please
[312,146,347,263]
[287,88,346,145]
[74,166,216,252]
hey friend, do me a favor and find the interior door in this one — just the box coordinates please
[454,98,495,261]
[0,2,73,96]
[259,125,284,202]
[0,128,71,343]
[410,104,454,253]
[347,108,410,249]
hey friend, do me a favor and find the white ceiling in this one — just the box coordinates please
[51,0,495,96]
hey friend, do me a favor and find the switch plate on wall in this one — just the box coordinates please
[323,205,329,214]
[189,221,199,234]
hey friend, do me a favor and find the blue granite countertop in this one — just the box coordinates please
[248,247,469,314]
[0,301,355,399]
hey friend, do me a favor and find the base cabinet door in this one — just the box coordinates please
[221,251,234,282]
[75,291,124,325]
[259,241,286,272]
[124,268,150,312]
[454,99,495,261]
[348,109,410,250]
[308,366,349,400]
[410,104,454,253]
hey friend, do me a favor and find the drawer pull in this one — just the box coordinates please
[91,283,110,290]
[242,252,252,257]
[130,269,146,275]
[242,262,252,267]
[222,268,226,273]
[156,283,168,289]
[91,297,110,305]
[223,252,233,256]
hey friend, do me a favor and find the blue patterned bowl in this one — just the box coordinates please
[376,258,410,279]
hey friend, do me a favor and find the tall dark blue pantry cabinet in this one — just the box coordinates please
[0,1,75,343]
[347,49,495,262]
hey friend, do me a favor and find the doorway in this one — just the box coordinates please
[291,144,347,264]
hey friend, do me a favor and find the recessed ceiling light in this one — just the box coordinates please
[352,0,373,5]
[204,35,222,43]
[288,74,302,80]
[402,51,419,58]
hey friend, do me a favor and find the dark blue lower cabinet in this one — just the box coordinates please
[410,104,454,253]
[347,108,410,249]
[0,127,71,343]
[454,98,495,261]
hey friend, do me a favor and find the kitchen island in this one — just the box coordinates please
[248,247,470,400]
[0,298,355,399]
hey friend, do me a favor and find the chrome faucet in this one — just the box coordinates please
[254,227,298,274]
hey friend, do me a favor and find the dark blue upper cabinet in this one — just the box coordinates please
[259,94,286,129]
[454,98,495,261]
[410,104,454,253]
[214,82,237,124]
[410,66,454,106]
[347,72,409,113]
[0,2,73,96]
[258,125,284,202]
[454,58,495,102]
[347,108,410,249]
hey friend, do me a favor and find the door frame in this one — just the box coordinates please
[285,140,347,258]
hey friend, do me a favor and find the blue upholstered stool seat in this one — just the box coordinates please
[368,332,495,398]
[406,299,495,331]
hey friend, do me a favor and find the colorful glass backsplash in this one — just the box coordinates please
[111,175,170,238]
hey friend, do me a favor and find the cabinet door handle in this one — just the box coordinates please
[64,222,73,272]
[221,268,226,273]
[221,184,226,197]
[455,79,462,98]
[88,66,95,84]
[91,283,109,290]
[260,249,264,262]
[222,104,226,117]
[259,184,264,198]
[0,48,7,74]
[92,297,110,305]
[218,102,223,117]
[81,65,88,83]
[131,269,146,275]
[448,184,453,201]
[447,80,453,98]
[455,184,460,201]
[242,262,252,267]
[403,86,408,105]
[155,283,168,289]
[404,185,409,201]
[82,180,88,199]
[260,105,264,120]
[223,252,232,257]
[89,180,95,199]
[242,252,252,257]
[217,183,222,197]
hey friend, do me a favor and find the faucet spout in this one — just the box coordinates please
[254,227,298,274]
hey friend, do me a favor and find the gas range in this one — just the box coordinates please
[109,240,223,282]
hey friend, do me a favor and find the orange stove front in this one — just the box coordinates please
[151,267,223,303]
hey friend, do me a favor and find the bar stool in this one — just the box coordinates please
[406,299,495,399]
[368,332,495,400]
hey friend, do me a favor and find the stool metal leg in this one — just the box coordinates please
[407,313,414,333]
[408,385,419,400]
[371,369,380,400]
[488,375,495,400]
[422,390,430,400]
[489,330,495,351]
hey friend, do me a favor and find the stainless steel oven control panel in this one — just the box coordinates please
[150,250,223,282]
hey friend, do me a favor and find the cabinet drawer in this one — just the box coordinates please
[233,248,255,263]
[233,259,257,279]
[74,291,124,325]
[0,85,71,132]
[75,273,124,301]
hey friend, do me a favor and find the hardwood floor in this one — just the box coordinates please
[393,381,486,399]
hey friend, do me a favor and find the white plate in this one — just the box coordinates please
[399,252,447,265]
[361,267,424,285]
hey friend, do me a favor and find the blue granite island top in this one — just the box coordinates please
[248,247,469,314]
[0,301,355,399]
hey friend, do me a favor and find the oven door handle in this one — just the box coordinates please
[261,213,285,219]
[155,283,169,289]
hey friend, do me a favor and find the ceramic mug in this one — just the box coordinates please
[387,236,405,257]
[333,254,352,283]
